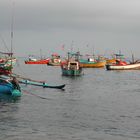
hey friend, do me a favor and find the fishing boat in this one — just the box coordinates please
[25,56,50,64]
[5,58,17,66]
[104,54,117,64]
[0,78,22,98]
[61,52,83,76]
[106,61,140,70]
[0,3,22,99]
[79,55,106,68]
[0,52,17,65]
[25,58,50,64]
[80,59,106,68]
[47,53,61,66]
[0,64,12,75]
[0,3,17,75]
[106,58,116,64]
[0,52,16,75]
[106,54,140,70]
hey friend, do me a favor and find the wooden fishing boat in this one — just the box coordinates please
[106,58,116,64]
[0,5,17,75]
[0,53,16,75]
[0,61,13,75]
[61,61,83,76]
[106,60,140,70]
[79,59,106,68]
[47,62,61,66]
[25,56,50,64]
[106,53,140,70]
[25,59,50,64]
[104,54,117,64]
[0,58,17,75]
[2,58,17,66]
[79,53,106,68]
[0,66,12,75]
[47,53,61,66]
[19,79,65,89]
[0,53,17,66]
[61,52,83,76]
[79,55,106,68]
[0,78,22,98]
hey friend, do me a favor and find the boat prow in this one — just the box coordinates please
[44,84,66,89]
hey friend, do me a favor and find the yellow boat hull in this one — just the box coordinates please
[106,58,116,64]
[80,61,106,68]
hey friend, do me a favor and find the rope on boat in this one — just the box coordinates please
[22,88,50,100]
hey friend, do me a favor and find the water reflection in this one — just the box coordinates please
[0,94,21,103]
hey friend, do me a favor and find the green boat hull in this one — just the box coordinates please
[11,89,22,97]
[61,68,82,76]
[0,80,22,98]
[19,79,65,89]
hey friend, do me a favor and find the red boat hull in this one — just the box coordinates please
[0,68,11,75]
[25,59,50,64]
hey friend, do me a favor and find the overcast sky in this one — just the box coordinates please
[0,0,140,58]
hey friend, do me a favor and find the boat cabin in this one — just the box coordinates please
[68,61,79,70]
[28,55,37,61]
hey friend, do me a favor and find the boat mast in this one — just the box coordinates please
[93,46,95,56]
[11,2,14,57]
[10,1,15,74]
[40,49,42,59]
[70,40,74,53]
[132,54,135,63]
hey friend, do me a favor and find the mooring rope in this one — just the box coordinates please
[22,88,50,100]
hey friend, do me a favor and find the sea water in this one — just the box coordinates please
[0,58,140,140]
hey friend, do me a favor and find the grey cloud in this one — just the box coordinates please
[1,0,140,57]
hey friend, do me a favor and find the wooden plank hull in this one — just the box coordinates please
[61,57,83,76]
[106,63,140,70]
[48,54,61,66]
[25,59,49,64]
[106,58,116,64]
[47,62,61,66]
[80,61,106,68]
[61,68,83,76]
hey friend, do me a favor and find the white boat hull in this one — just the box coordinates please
[106,63,140,70]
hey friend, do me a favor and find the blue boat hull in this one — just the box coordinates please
[0,83,21,97]
[0,84,13,94]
